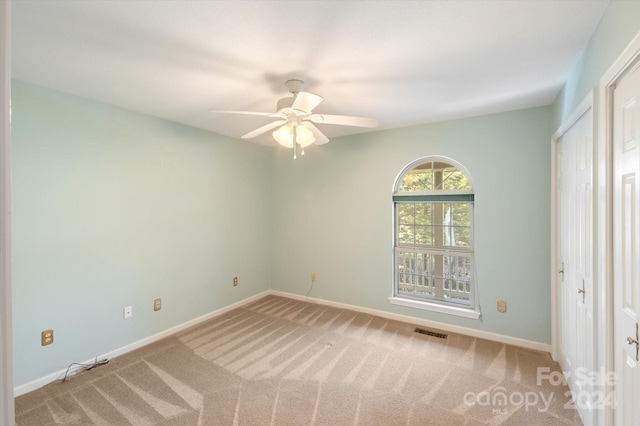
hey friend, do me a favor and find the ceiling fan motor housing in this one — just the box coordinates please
[276,97,295,113]
[276,97,309,116]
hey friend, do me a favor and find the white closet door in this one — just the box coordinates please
[613,62,640,426]
[556,98,595,426]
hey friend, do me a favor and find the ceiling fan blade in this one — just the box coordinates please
[209,109,284,119]
[291,92,323,113]
[303,122,330,145]
[308,114,378,128]
[242,119,288,139]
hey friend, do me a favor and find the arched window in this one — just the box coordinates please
[390,156,479,319]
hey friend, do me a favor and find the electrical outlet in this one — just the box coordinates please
[497,300,507,313]
[41,329,54,346]
[233,277,238,287]
[154,298,162,311]
[123,305,133,319]
[311,273,317,283]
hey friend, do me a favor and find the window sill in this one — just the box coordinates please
[388,296,481,319]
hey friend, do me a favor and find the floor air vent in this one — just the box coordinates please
[414,328,448,339]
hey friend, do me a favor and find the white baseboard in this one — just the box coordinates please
[268,290,551,353]
[13,291,271,397]
[15,288,550,397]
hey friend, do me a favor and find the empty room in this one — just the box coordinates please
[2,1,640,425]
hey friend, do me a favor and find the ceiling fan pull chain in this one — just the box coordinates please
[293,128,297,159]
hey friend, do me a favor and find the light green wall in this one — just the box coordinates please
[552,0,640,129]
[270,106,552,343]
[13,80,553,391]
[11,81,272,386]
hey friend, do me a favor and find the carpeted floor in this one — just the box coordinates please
[15,295,582,425]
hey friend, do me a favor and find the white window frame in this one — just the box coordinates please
[389,156,480,319]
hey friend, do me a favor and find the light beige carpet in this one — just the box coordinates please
[15,295,582,425]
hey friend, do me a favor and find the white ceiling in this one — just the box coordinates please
[11,0,610,146]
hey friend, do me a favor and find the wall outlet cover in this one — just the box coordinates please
[41,329,54,346]
[124,305,133,319]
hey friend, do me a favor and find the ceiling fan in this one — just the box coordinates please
[209,79,379,158]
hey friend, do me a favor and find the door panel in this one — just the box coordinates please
[556,100,595,425]
[613,63,640,426]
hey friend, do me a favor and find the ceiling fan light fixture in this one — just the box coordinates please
[272,123,315,148]
[273,124,294,147]
[296,123,315,147]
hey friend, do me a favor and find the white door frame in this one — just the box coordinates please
[598,30,640,426]
[0,0,14,424]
